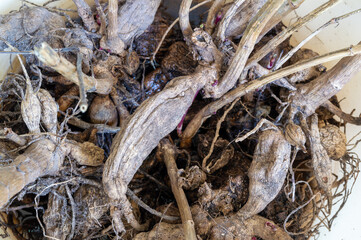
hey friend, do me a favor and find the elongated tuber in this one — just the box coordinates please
[237,128,291,220]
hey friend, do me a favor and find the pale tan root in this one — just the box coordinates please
[160,139,197,240]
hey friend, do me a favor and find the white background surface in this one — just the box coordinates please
[283,1,361,239]
[1,0,361,239]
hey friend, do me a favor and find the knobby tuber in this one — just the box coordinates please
[319,124,347,159]
[135,205,292,240]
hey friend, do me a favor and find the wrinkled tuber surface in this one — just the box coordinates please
[116,0,162,45]
[0,139,63,208]
[320,124,347,159]
[103,69,214,199]
[238,129,291,220]
[308,115,333,208]
[103,28,221,203]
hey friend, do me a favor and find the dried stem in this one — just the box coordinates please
[179,0,194,43]
[235,118,276,143]
[99,0,125,54]
[160,139,197,240]
[209,0,285,98]
[275,7,361,69]
[76,52,88,113]
[322,100,361,125]
[181,44,361,144]
[257,0,305,41]
[215,0,245,42]
[205,0,223,34]
[107,0,118,41]
[34,42,113,94]
[0,128,27,146]
[67,117,121,133]
[289,44,361,118]
[246,0,341,70]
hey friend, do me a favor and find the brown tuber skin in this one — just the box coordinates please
[319,124,347,159]
[88,95,118,127]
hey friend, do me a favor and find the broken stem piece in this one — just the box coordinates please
[246,0,341,70]
[160,139,197,240]
[76,52,88,113]
[275,7,361,69]
[35,42,113,94]
[215,0,245,42]
[0,128,27,146]
[67,117,121,134]
[322,100,361,125]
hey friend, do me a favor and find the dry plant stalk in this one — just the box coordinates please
[289,50,361,118]
[246,0,341,70]
[181,44,361,145]
[100,0,125,54]
[223,0,304,40]
[160,139,197,240]
[206,0,285,98]
[214,0,246,42]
